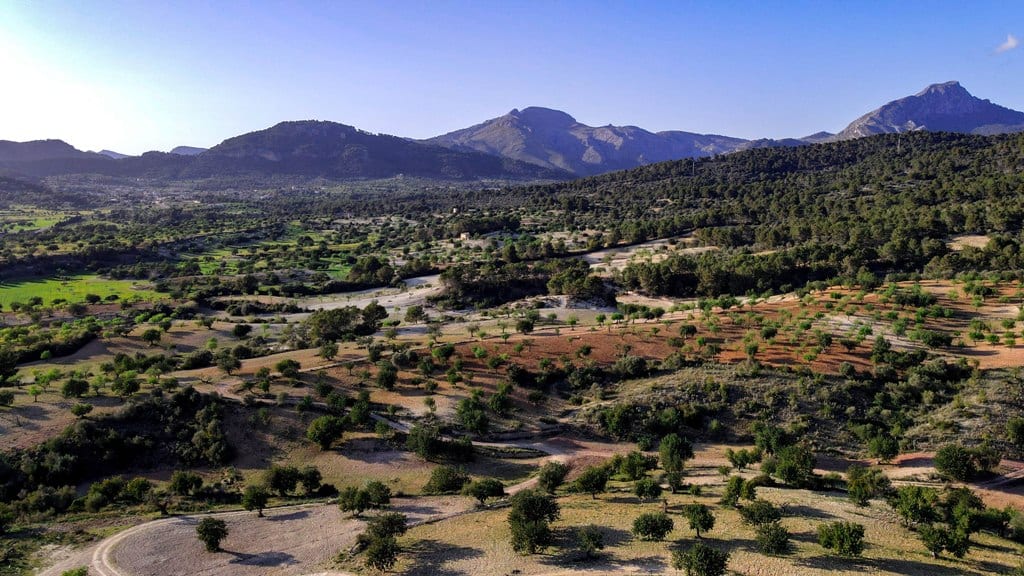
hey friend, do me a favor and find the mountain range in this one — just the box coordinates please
[1,81,1022,182]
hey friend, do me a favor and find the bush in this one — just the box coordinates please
[423,466,470,495]
[61,378,89,398]
[774,444,816,487]
[537,461,570,494]
[170,470,203,496]
[376,361,399,389]
[618,450,656,481]
[846,465,891,506]
[339,486,371,517]
[634,477,662,502]
[196,517,228,552]
[508,489,560,554]
[918,524,969,559]
[671,542,730,576]
[364,535,399,571]
[265,465,300,496]
[306,415,345,450]
[365,480,391,507]
[61,569,89,576]
[817,521,865,556]
[934,444,977,481]
[573,465,610,499]
[365,512,408,539]
[613,355,649,379]
[756,521,791,555]
[462,478,506,505]
[739,500,782,526]
[275,358,301,379]
[576,524,605,560]
[632,511,674,541]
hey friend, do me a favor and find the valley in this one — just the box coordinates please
[4,85,1024,576]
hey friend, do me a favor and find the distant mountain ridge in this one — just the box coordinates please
[170,146,206,156]
[0,139,106,163]
[0,121,568,182]
[832,81,1024,140]
[3,81,1023,181]
[425,107,748,177]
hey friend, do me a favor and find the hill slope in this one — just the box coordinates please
[188,120,569,180]
[834,81,1024,139]
[0,122,569,182]
[427,106,748,176]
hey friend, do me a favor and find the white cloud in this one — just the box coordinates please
[996,33,1019,54]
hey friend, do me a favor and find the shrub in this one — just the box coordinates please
[632,511,674,541]
[196,517,228,552]
[169,470,203,496]
[364,480,391,507]
[817,521,865,556]
[423,466,470,495]
[573,465,610,499]
[918,524,970,559]
[671,542,730,576]
[365,512,408,539]
[537,461,570,494]
[508,490,560,554]
[364,535,399,571]
[756,521,791,555]
[370,359,400,388]
[846,465,891,506]
[634,477,663,502]
[462,478,506,505]
[934,444,977,481]
[265,465,300,496]
[576,524,605,560]
[275,358,301,379]
[306,415,345,450]
[892,485,939,526]
[619,450,656,481]
[339,486,371,517]
[774,444,816,487]
[739,500,782,526]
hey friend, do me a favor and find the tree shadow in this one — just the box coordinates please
[402,539,483,576]
[14,403,48,421]
[781,504,836,519]
[604,496,642,505]
[224,549,299,567]
[394,503,440,516]
[795,555,989,576]
[464,457,538,482]
[266,509,309,521]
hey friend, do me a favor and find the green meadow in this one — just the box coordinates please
[0,275,164,308]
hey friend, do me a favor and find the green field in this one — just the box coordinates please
[0,275,164,307]
[0,208,67,232]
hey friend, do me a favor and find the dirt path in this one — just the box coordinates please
[39,497,472,576]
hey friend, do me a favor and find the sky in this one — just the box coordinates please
[0,1,1021,154]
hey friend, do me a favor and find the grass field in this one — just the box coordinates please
[0,275,163,307]
[0,208,67,232]
[388,483,1023,576]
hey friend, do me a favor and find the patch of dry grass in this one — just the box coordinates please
[391,483,1023,576]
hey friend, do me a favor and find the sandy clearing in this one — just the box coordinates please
[947,234,990,251]
[40,497,472,576]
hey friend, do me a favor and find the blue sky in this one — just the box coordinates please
[1,1,1020,154]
